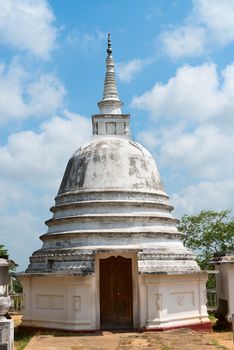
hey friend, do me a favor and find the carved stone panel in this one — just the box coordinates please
[177,295,184,305]
[0,319,14,350]
[98,122,106,135]
[168,291,195,313]
[73,296,81,312]
[155,293,162,318]
[36,295,64,310]
[106,122,116,134]
[116,122,124,134]
[0,323,10,343]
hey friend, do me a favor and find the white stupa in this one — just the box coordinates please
[20,34,211,331]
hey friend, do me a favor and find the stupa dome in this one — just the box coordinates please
[25,33,199,276]
[58,137,164,195]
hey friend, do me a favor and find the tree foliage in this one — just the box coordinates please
[178,210,234,270]
[0,244,8,259]
[13,279,23,293]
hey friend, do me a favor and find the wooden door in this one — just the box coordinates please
[100,256,133,329]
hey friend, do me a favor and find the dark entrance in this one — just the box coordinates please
[100,256,133,329]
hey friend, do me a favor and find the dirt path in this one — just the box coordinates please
[24,329,234,350]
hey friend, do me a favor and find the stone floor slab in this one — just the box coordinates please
[23,329,234,350]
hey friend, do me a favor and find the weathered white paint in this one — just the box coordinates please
[0,259,16,350]
[141,273,208,329]
[19,35,210,331]
[20,275,96,330]
[57,138,164,194]
[97,34,123,115]
[214,254,234,321]
[20,268,209,331]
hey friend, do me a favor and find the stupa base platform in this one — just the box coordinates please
[20,260,210,333]
[19,321,212,333]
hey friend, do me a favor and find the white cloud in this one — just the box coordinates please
[0,111,91,189]
[137,123,234,217]
[138,120,234,186]
[0,0,57,59]
[117,58,151,83]
[132,62,234,123]
[0,59,66,124]
[0,180,26,213]
[194,0,234,45]
[134,61,234,216]
[171,180,234,217]
[160,25,207,59]
[159,124,234,180]
[137,130,158,149]
[0,210,43,270]
[0,111,91,269]
[26,73,66,116]
[160,0,234,59]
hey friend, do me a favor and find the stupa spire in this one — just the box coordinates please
[98,33,123,114]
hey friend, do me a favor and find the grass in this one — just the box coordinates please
[210,339,229,350]
[12,315,33,349]
[13,325,98,349]
[208,311,218,323]
[14,327,35,350]
[14,335,32,350]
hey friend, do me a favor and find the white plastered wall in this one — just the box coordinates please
[20,266,209,330]
[216,263,234,321]
[139,273,209,329]
[20,275,96,330]
[228,265,234,316]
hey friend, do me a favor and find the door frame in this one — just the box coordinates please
[95,252,139,330]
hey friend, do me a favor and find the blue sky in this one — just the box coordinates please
[0,0,233,270]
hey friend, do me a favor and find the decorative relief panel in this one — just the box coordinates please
[155,293,162,317]
[56,191,168,205]
[106,122,116,134]
[168,291,195,313]
[0,322,11,344]
[177,295,184,305]
[36,295,64,310]
[124,122,129,135]
[73,296,81,312]
[93,122,98,135]
[116,122,124,134]
[98,122,106,135]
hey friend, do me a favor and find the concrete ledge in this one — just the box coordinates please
[142,321,213,333]
[18,322,213,334]
[17,325,99,334]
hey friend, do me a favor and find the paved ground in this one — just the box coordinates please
[24,329,234,350]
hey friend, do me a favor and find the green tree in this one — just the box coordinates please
[0,244,8,259]
[178,210,234,288]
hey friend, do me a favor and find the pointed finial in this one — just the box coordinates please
[97,33,123,114]
[107,33,112,56]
